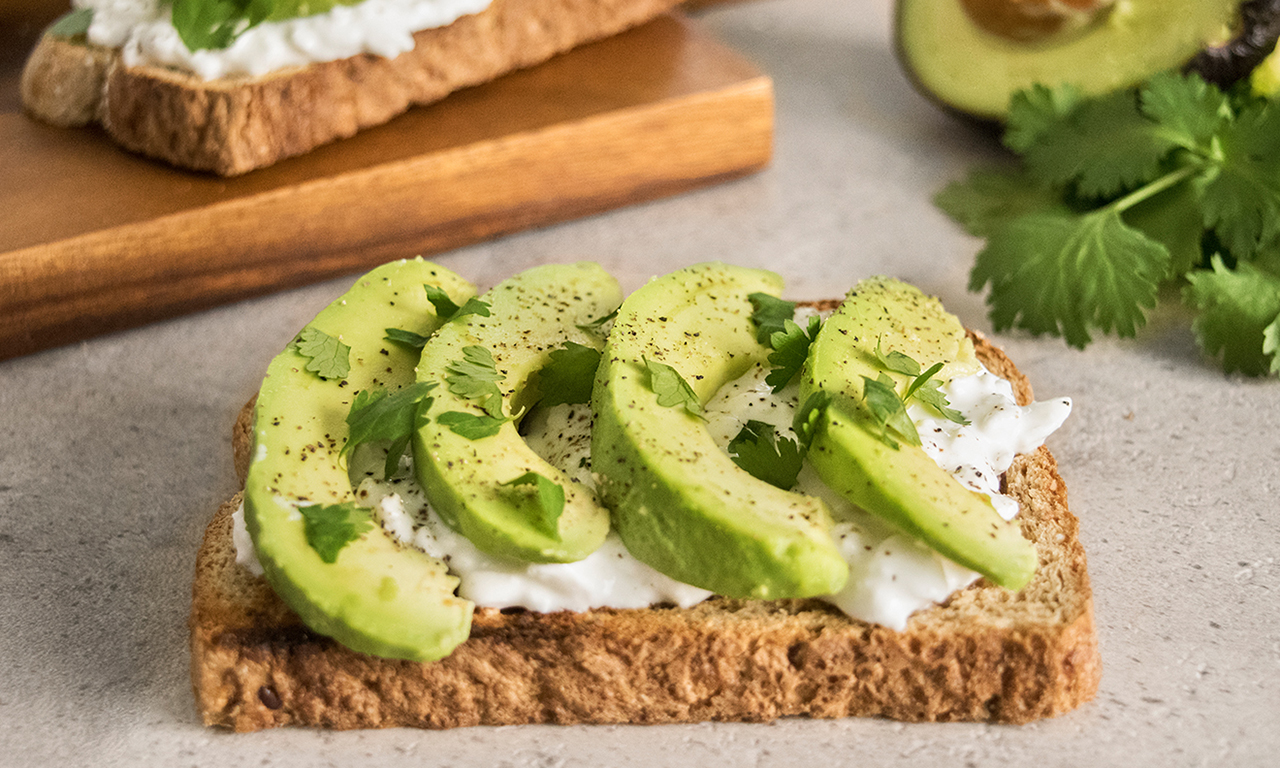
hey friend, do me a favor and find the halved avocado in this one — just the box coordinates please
[895,0,1258,121]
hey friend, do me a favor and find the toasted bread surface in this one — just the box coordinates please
[192,331,1099,730]
[23,0,683,174]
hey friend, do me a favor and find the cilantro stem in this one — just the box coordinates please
[1107,162,1202,215]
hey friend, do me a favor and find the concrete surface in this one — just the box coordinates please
[1,1,1277,765]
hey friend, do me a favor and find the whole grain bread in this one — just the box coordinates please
[22,0,683,175]
[191,329,1100,731]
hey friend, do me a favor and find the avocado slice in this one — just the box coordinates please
[592,263,849,600]
[243,258,476,662]
[799,277,1038,591]
[895,0,1244,120]
[412,263,622,563]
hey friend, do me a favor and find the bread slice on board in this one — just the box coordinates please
[21,0,684,175]
[191,330,1100,731]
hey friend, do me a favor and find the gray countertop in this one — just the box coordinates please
[2,1,1277,765]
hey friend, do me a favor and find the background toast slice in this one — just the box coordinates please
[23,0,684,175]
[191,330,1100,730]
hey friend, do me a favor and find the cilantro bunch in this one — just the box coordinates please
[936,71,1280,376]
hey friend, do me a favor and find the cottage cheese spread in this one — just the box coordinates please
[76,0,492,80]
[233,356,1070,629]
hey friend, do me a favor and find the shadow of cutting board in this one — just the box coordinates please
[0,11,773,361]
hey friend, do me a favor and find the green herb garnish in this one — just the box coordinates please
[764,315,822,391]
[342,381,436,478]
[297,501,374,564]
[501,472,565,538]
[538,342,601,407]
[384,328,431,348]
[292,326,351,380]
[576,308,618,335]
[445,345,505,415]
[170,0,271,52]
[858,343,967,448]
[439,345,511,438]
[436,411,508,440]
[48,7,93,37]
[643,357,703,417]
[748,293,798,345]
[937,71,1280,375]
[727,420,804,490]
[791,390,831,450]
[875,339,968,425]
[425,285,491,323]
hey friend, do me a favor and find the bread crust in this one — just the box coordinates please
[24,0,683,175]
[192,329,1099,730]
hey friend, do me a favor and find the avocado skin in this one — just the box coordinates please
[1188,0,1280,86]
[244,258,476,662]
[800,278,1037,591]
[896,0,1248,121]
[412,263,621,564]
[592,263,848,601]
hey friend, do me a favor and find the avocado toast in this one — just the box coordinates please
[192,260,1099,729]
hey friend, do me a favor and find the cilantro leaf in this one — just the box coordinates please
[765,316,821,391]
[908,370,969,425]
[792,390,830,450]
[1139,71,1228,150]
[941,71,1280,376]
[1004,82,1082,153]
[48,7,93,37]
[934,167,1064,238]
[1184,257,1280,375]
[501,472,565,538]
[1121,181,1209,277]
[293,326,351,380]
[298,502,373,564]
[436,411,509,440]
[577,309,618,335]
[643,358,703,417]
[425,285,491,322]
[727,420,804,491]
[1198,102,1280,260]
[343,382,436,477]
[446,345,505,411]
[538,342,601,407]
[860,373,920,449]
[1024,89,1176,198]
[748,293,797,345]
[875,336,921,377]
[384,328,431,348]
[970,208,1170,348]
[170,0,271,51]
[873,341,968,425]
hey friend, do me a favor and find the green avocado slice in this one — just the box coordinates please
[799,277,1038,591]
[592,262,849,600]
[243,258,476,662]
[896,0,1243,120]
[412,262,622,563]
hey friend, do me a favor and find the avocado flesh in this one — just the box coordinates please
[592,263,848,601]
[243,258,477,662]
[412,263,622,564]
[800,277,1038,591]
[896,0,1242,120]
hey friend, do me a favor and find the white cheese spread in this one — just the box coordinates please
[703,363,1070,629]
[76,0,492,80]
[233,333,1071,630]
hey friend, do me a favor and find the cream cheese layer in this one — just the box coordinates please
[77,0,491,80]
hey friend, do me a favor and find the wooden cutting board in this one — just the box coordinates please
[0,10,773,361]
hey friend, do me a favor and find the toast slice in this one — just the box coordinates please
[191,329,1100,731]
[22,0,684,175]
